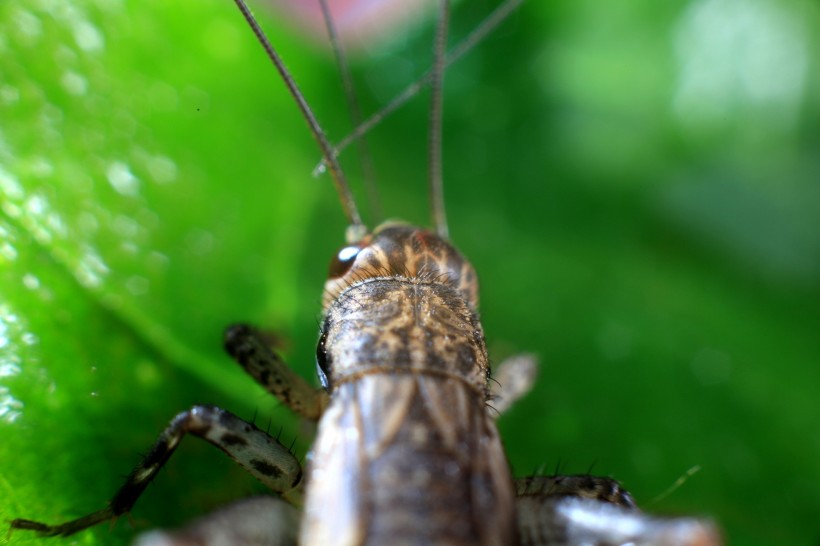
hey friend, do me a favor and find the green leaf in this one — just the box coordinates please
[1,0,325,542]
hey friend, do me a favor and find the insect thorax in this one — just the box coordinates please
[317,223,488,395]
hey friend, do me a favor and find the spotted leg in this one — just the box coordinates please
[515,475,722,546]
[224,324,328,421]
[10,405,302,537]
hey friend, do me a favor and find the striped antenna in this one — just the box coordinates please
[231,0,364,235]
[429,0,450,238]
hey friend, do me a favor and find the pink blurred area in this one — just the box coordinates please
[268,0,433,49]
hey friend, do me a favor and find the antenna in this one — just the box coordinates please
[317,0,382,222]
[316,0,525,172]
[231,0,364,235]
[429,0,450,238]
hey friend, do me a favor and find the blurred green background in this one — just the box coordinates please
[1,0,818,544]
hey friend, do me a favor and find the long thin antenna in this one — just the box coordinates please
[429,0,450,238]
[231,0,364,233]
[317,0,383,222]
[315,0,525,173]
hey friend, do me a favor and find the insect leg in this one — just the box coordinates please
[133,495,300,546]
[489,353,538,415]
[10,405,302,537]
[224,324,328,421]
[514,475,721,546]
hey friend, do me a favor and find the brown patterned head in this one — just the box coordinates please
[322,222,479,313]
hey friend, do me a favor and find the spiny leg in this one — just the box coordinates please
[514,475,721,546]
[10,405,302,537]
[516,475,637,507]
[225,324,327,421]
[489,353,538,415]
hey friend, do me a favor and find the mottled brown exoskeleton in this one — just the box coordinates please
[10,0,722,545]
[306,224,515,544]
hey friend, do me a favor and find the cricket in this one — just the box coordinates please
[9,0,722,544]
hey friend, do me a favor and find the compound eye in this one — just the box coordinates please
[316,330,331,391]
[328,244,362,278]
